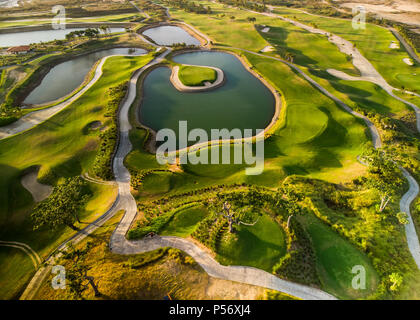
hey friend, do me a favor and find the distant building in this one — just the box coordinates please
[6,45,31,55]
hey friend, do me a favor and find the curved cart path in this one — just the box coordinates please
[0,52,146,141]
[247,7,420,133]
[235,5,420,268]
[108,49,337,300]
[19,12,420,299]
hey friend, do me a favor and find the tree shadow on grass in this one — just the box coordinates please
[257,26,319,67]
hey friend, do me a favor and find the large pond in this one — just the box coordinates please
[24,47,146,105]
[142,25,201,46]
[0,27,126,47]
[139,51,275,147]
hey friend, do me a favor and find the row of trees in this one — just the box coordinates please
[65,28,103,41]
[90,83,128,180]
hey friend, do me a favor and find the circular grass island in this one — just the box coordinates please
[170,64,225,92]
[179,65,217,86]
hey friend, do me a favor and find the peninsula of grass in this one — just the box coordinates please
[178,65,217,87]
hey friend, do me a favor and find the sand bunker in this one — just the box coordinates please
[403,58,414,66]
[21,169,52,202]
[389,41,399,49]
[260,45,275,52]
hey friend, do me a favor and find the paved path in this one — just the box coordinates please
[389,27,420,64]
[0,51,146,141]
[18,6,420,299]
[227,46,382,148]
[399,167,420,269]
[250,7,420,133]
[130,1,151,20]
[108,48,337,300]
[237,5,420,268]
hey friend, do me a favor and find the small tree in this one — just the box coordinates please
[217,201,260,233]
[31,177,90,231]
[62,242,101,298]
[396,212,409,225]
[389,273,403,291]
[361,148,403,213]
[247,16,256,23]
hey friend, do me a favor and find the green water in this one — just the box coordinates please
[139,51,275,146]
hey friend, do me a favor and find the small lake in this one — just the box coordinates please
[139,51,275,147]
[24,47,146,105]
[142,25,201,46]
[0,27,125,47]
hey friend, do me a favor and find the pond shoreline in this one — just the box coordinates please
[169,64,225,93]
[134,48,282,155]
[0,22,132,35]
[138,22,208,47]
[23,46,147,108]
[11,45,148,109]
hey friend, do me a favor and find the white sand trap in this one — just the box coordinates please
[260,45,274,52]
[403,58,414,66]
[389,41,399,49]
[261,27,270,33]
[21,169,52,202]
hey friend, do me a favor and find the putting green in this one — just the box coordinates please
[178,65,217,86]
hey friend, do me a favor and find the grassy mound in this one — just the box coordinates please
[216,214,287,272]
[298,213,379,299]
[178,65,217,86]
[160,205,209,237]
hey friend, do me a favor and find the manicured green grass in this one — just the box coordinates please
[0,54,153,217]
[272,6,420,93]
[164,1,357,74]
[178,65,217,86]
[0,54,153,299]
[160,205,209,237]
[0,13,141,29]
[0,246,35,300]
[179,52,369,184]
[217,214,287,272]
[125,127,165,171]
[298,213,379,299]
[139,171,173,195]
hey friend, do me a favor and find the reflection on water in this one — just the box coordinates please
[140,51,275,147]
[0,27,125,47]
[24,47,146,105]
[142,25,200,46]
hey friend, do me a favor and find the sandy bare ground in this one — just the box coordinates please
[260,45,275,52]
[21,169,52,202]
[338,0,420,26]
